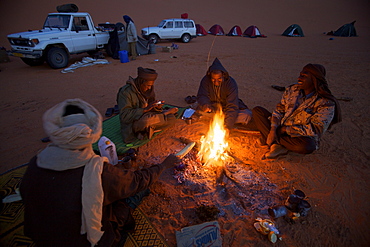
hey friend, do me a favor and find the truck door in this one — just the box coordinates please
[173,21,184,38]
[71,16,96,52]
[161,21,174,39]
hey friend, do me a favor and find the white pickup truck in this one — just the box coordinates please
[7,12,113,69]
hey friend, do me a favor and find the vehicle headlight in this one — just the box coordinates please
[28,39,39,46]
[27,39,39,46]
[142,30,147,35]
[31,39,39,45]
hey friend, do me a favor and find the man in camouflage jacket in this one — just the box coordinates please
[253,63,341,159]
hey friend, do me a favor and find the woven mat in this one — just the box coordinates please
[0,164,34,247]
[124,209,169,247]
[93,104,187,155]
[0,165,169,247]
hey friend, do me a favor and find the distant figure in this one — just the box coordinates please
[108,23,120,59]
[19,98,181,246]
[123,15,138,60]
[253,64,342,159]
[196,57,253,130]
[117,67,178,143]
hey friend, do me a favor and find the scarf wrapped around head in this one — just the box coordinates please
[123,15,134,24]
[134,67,157,100]
[37,98,107,247]
[303,63,342,126]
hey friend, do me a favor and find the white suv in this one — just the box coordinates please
[141,18,196,44]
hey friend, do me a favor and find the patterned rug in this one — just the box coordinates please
[0,165,169,247]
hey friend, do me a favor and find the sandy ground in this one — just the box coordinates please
[0,0,369,246]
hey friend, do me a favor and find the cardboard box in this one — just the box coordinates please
[162,46,173,53]
[176,221,222,247]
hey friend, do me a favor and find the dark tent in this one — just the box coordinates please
[118,33,153,56]
[243,25,266,38]
[208,24,225,35]
[196,24,208,36]
[327,21,357,37]
[226,25,243,36]
[104,22,154,58]
[282,24,304,37]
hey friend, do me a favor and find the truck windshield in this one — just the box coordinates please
[158,20,166,28]
[43,15,71,29]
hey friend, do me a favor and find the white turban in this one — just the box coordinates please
[37,98,106,247]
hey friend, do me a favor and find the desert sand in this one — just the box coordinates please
[0,0,369,246]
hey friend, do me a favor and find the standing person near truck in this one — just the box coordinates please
[123,15,138,60]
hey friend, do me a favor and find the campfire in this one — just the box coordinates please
[173,109,233,184]
[174,109,240,185]
[137,106,287,247]
[196,109,233,184]
[198,109,230,166]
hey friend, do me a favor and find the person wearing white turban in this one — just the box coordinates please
[20,98,180,246]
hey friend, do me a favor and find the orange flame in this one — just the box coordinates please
[198,109,229,165]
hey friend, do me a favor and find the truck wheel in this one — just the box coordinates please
[181,33,191,43]
[149,34,159,44]
[21,58,45,66]
[46,47,69,69]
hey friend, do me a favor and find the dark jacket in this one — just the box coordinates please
[197,58,247,129]
[117,77,156,143]
[20,156,167,247]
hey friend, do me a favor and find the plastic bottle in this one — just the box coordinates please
[262,221,280,235]
[98,136,118,165]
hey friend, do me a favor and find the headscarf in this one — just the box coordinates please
[37,98,107,247]
[206,57,230,81]
[134,67,157,100]
[137,66,158,81]
[206,57,230,102]
[123,15,134,24]
[303,63,342,126]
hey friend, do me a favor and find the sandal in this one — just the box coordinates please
[113,104,119,114]
[105,107,114,117]
[191,95,197,103]
[185,95,193,104]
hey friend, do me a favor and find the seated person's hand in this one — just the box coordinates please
[279,126,287,134]
[267,129,278,146]
[203,107,212,113]
[144,101,164,113]
[200,104,212,113]
[162,154,181,169]
[153,100,164,110]
[164,107,178,115]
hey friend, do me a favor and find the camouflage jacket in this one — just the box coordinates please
[272,84,335,146]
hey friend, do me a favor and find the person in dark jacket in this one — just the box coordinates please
[196,57,253,130]
[117,67,178,143]
[19,98,181,247]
